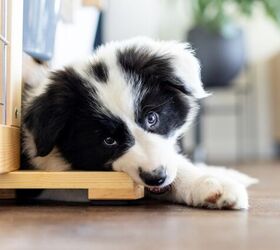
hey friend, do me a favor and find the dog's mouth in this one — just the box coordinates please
[146,184,172,195]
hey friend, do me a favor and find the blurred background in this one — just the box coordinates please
[22,0,280,166]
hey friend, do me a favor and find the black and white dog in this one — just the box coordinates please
[22,37,256,209]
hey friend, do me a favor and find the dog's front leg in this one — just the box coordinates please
[159,158,249,209]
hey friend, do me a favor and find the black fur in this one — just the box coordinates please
[24,67,93,157]
[118,46,190,136]
[137,86,189,136]
[24,67,135,170]
[58,114,135,171]
[89,61,109,83]
[117,46,192,96]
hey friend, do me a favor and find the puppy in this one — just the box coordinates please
[22,37,255,209]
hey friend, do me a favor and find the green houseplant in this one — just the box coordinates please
[193,0,280,36]
[188,0,280,87]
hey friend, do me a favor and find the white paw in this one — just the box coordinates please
[189,176,249,210]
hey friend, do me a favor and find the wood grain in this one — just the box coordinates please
[0,105,3,124]
[0,0,4,110]
[0,163,279,250]
[0,125,20,173]
[88,184,144,200]
[6,0,23,127]
[0,171,144,200]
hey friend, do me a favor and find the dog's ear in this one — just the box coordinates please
[118,38,209,99]
[24,67,84,157]
[163,41,210,99]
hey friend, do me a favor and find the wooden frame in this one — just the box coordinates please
[0,125,20,173]
[0,0,22,173]
[0,171,144,200]
[0,0,23,126]
[6,0,23,127]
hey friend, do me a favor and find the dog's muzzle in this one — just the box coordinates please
[138,166,172,194]
[139,166,167,186]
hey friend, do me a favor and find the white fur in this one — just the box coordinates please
[162,156,251,209]
[112,126,179,187]
[195,163,259,187]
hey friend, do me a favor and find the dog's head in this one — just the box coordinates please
[24,37,208,188]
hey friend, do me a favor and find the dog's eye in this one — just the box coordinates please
[145,111,159,128]
[103,137,117,146]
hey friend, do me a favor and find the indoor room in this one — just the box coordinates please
[1,0,280,249]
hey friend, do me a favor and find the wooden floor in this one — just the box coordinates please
[0,162,280,250]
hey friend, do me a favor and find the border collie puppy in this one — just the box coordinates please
[22,37,256,209]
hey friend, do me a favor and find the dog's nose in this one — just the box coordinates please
[139,166,167,186]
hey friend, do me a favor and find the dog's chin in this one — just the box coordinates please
[146,184,172,195]
[146,170,177,194]
[123,170,176,195]
[145,176,175,195]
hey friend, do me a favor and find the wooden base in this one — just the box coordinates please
[0,125,20,174]
[88,185,144,200]
[0,171,144,200]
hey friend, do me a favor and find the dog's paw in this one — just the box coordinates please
[189,176,249,210]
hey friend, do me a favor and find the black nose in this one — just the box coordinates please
[139,166,167,186]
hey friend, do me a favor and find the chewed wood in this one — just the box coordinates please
[0,171,145,200]
[0,125,20,174]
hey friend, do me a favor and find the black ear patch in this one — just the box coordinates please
[117,46,192,96]
[24,67,90,157]
[24,92,69,156]
[118,47,172,78]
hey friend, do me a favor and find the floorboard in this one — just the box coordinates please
[0,162,279,250]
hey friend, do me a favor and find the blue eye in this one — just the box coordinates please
[145,111,159,128]
[104,137,117,146]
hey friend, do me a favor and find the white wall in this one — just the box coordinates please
[103,0,280,163]
[52,2,99,69]
[104,0,162,41]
